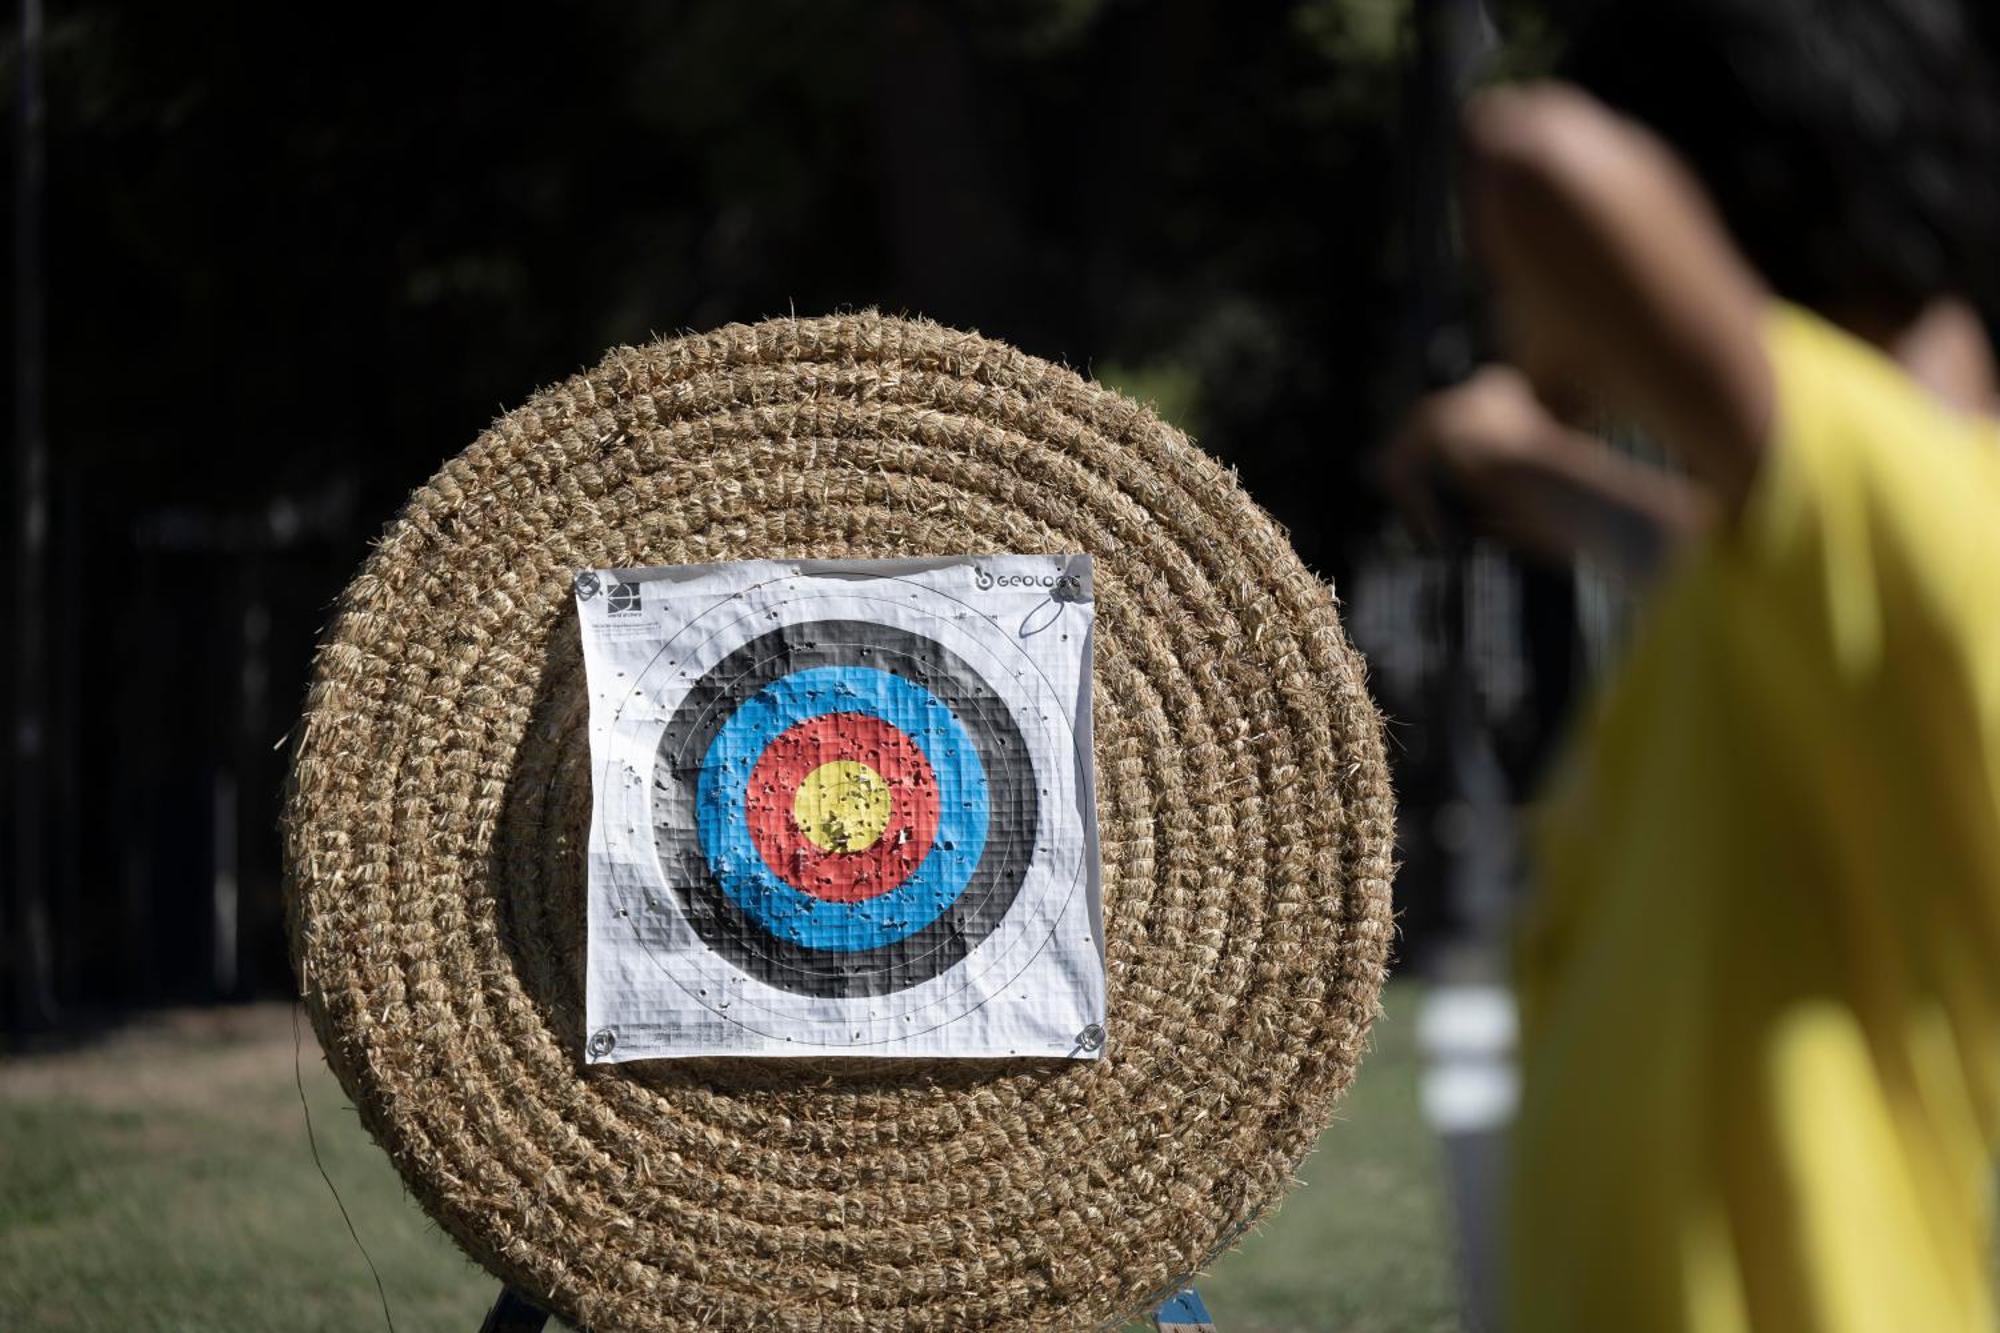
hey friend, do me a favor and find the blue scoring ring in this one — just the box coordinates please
[694,665,990,952]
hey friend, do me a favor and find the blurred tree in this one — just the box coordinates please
[3,0,1433,1021]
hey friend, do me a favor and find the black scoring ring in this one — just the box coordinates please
[652,620,1040,998]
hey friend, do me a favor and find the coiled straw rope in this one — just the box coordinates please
[284,313,1394,1331]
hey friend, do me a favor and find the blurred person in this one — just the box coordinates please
[1383,0,2000,1328]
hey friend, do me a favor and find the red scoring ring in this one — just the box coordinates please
[744,712,941,904]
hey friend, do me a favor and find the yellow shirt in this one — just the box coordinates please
[1512,305,2000,1332]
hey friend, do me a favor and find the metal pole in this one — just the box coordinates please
[1397,3,1515,1330]
[10,0,57,1033]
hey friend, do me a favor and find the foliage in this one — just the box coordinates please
[6,0,1446,1010]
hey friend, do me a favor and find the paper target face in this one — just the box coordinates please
[579,556,1104,1060]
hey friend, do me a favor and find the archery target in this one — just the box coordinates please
[578,556,1104,1060]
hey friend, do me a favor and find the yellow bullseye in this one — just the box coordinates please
[793,760,893,853]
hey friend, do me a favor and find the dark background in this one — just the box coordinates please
[4,0,1565,1033]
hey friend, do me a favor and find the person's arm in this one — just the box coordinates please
[1458,83,1775,518]
[1384,365,1708,582]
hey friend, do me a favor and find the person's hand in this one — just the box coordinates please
[1384,365,1706,581]
[1383,366,1566,549]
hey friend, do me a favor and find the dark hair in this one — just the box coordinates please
[1558,0,2000,326]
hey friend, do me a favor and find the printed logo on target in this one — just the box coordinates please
[974,565,1083,594]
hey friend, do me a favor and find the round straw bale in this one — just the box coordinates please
[285,313,1394,1331]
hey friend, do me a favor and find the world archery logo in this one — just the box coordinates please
[574,571,642,612]
[606,579,642,614]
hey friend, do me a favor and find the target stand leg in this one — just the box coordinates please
[1154,1287,1218,1331]
[479,1285,551,1333]
[476,1280,1214,1329]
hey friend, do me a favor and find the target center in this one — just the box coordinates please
[793,760,893,854]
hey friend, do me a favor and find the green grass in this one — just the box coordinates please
[0,986,1457,1332]
[1182,984,1460,1333]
